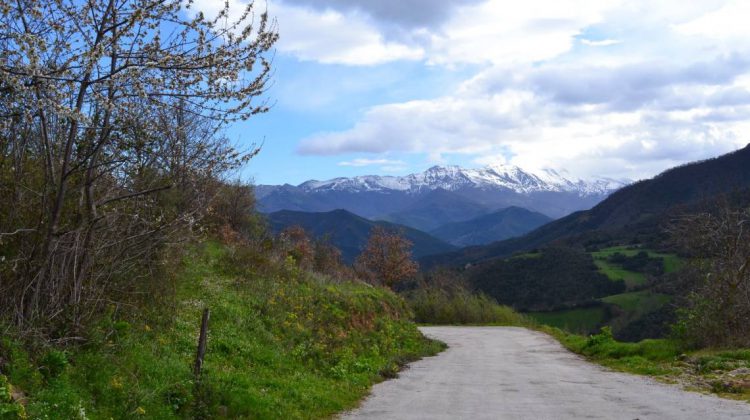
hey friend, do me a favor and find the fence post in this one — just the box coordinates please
[194,307,210,379]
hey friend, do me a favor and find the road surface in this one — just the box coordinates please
[341,326,750,420]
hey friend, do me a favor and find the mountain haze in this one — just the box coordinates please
[430,206,553,247]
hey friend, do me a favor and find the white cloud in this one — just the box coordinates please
[271,3,424,65]
[674,0,750,40]
[202,0,620,66]
[580,38,621,47]
[425,0,620,65]
[194,0,750,181]
[298,55,750,179]
[338,158,406,167]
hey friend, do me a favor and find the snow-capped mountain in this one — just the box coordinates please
[286,165,629,197]
[256,165,630,231]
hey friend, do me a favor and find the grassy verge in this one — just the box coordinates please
[406,288,529,326]
[540,326,750,401]
[0,242,444,419]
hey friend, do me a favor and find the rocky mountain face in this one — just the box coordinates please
[256,165,629,226]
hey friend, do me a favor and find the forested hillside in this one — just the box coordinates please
[430,206,552,246]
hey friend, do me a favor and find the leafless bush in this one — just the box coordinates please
[670,204,750,347]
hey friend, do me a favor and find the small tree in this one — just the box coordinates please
[280,225,314,269]
[356,227,418,289]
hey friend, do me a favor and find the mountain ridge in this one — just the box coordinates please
[260,164,629,197]
[420,144,750,269]
[257,164,630,223]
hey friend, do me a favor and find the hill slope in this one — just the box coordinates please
[422,144,750,268]
[430,206,553,246]
[381,189,492,232]
[0,242,443,418]
[266,209,456,262]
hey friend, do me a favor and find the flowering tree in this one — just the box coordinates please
[0,0,277,331]
[356,227,418,289]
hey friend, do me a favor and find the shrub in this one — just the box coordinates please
[408,287,527,326]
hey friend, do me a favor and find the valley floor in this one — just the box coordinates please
[342,326,750,420]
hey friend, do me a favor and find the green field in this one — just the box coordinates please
[593,259,647,287]
[526,306,607,334]
[601,291,671,318]
[591,246,682,288]
[509,251,542,260]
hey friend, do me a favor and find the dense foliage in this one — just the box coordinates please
[468,247,625,311]
[408,287,528,325]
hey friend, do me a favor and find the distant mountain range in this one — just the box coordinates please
[421,144,750,269]
[430,207,553,247]
[257,165,630,230]
[265,209,456,263]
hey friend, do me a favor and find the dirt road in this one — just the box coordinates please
[341,326,750,420]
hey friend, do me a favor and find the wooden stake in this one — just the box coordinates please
[194,308,210,379]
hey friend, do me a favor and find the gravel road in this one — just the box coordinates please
[341,326,750,420]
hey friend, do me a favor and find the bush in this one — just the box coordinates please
[407,287,528,326]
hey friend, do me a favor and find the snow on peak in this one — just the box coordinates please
[296,165,630,196]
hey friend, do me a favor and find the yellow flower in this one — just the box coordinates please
[135,406,146,415]
[144,324,152,332]
[110,376,123,390]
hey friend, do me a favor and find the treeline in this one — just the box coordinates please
[607,252,664,276]
[0,0,277,335]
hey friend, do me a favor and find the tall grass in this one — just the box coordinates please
[407,288,528,326]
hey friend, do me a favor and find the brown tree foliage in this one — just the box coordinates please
[355,227,418,289]
[279,225,315,269]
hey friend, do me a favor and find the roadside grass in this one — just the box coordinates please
[540,326,750,401]
[544,326,681,375]
[601,291,671,318]
[407,288,529,326]
[526,307,607,335]
[0,242,444,419]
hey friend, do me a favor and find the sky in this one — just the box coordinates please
[194,0,750,186]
